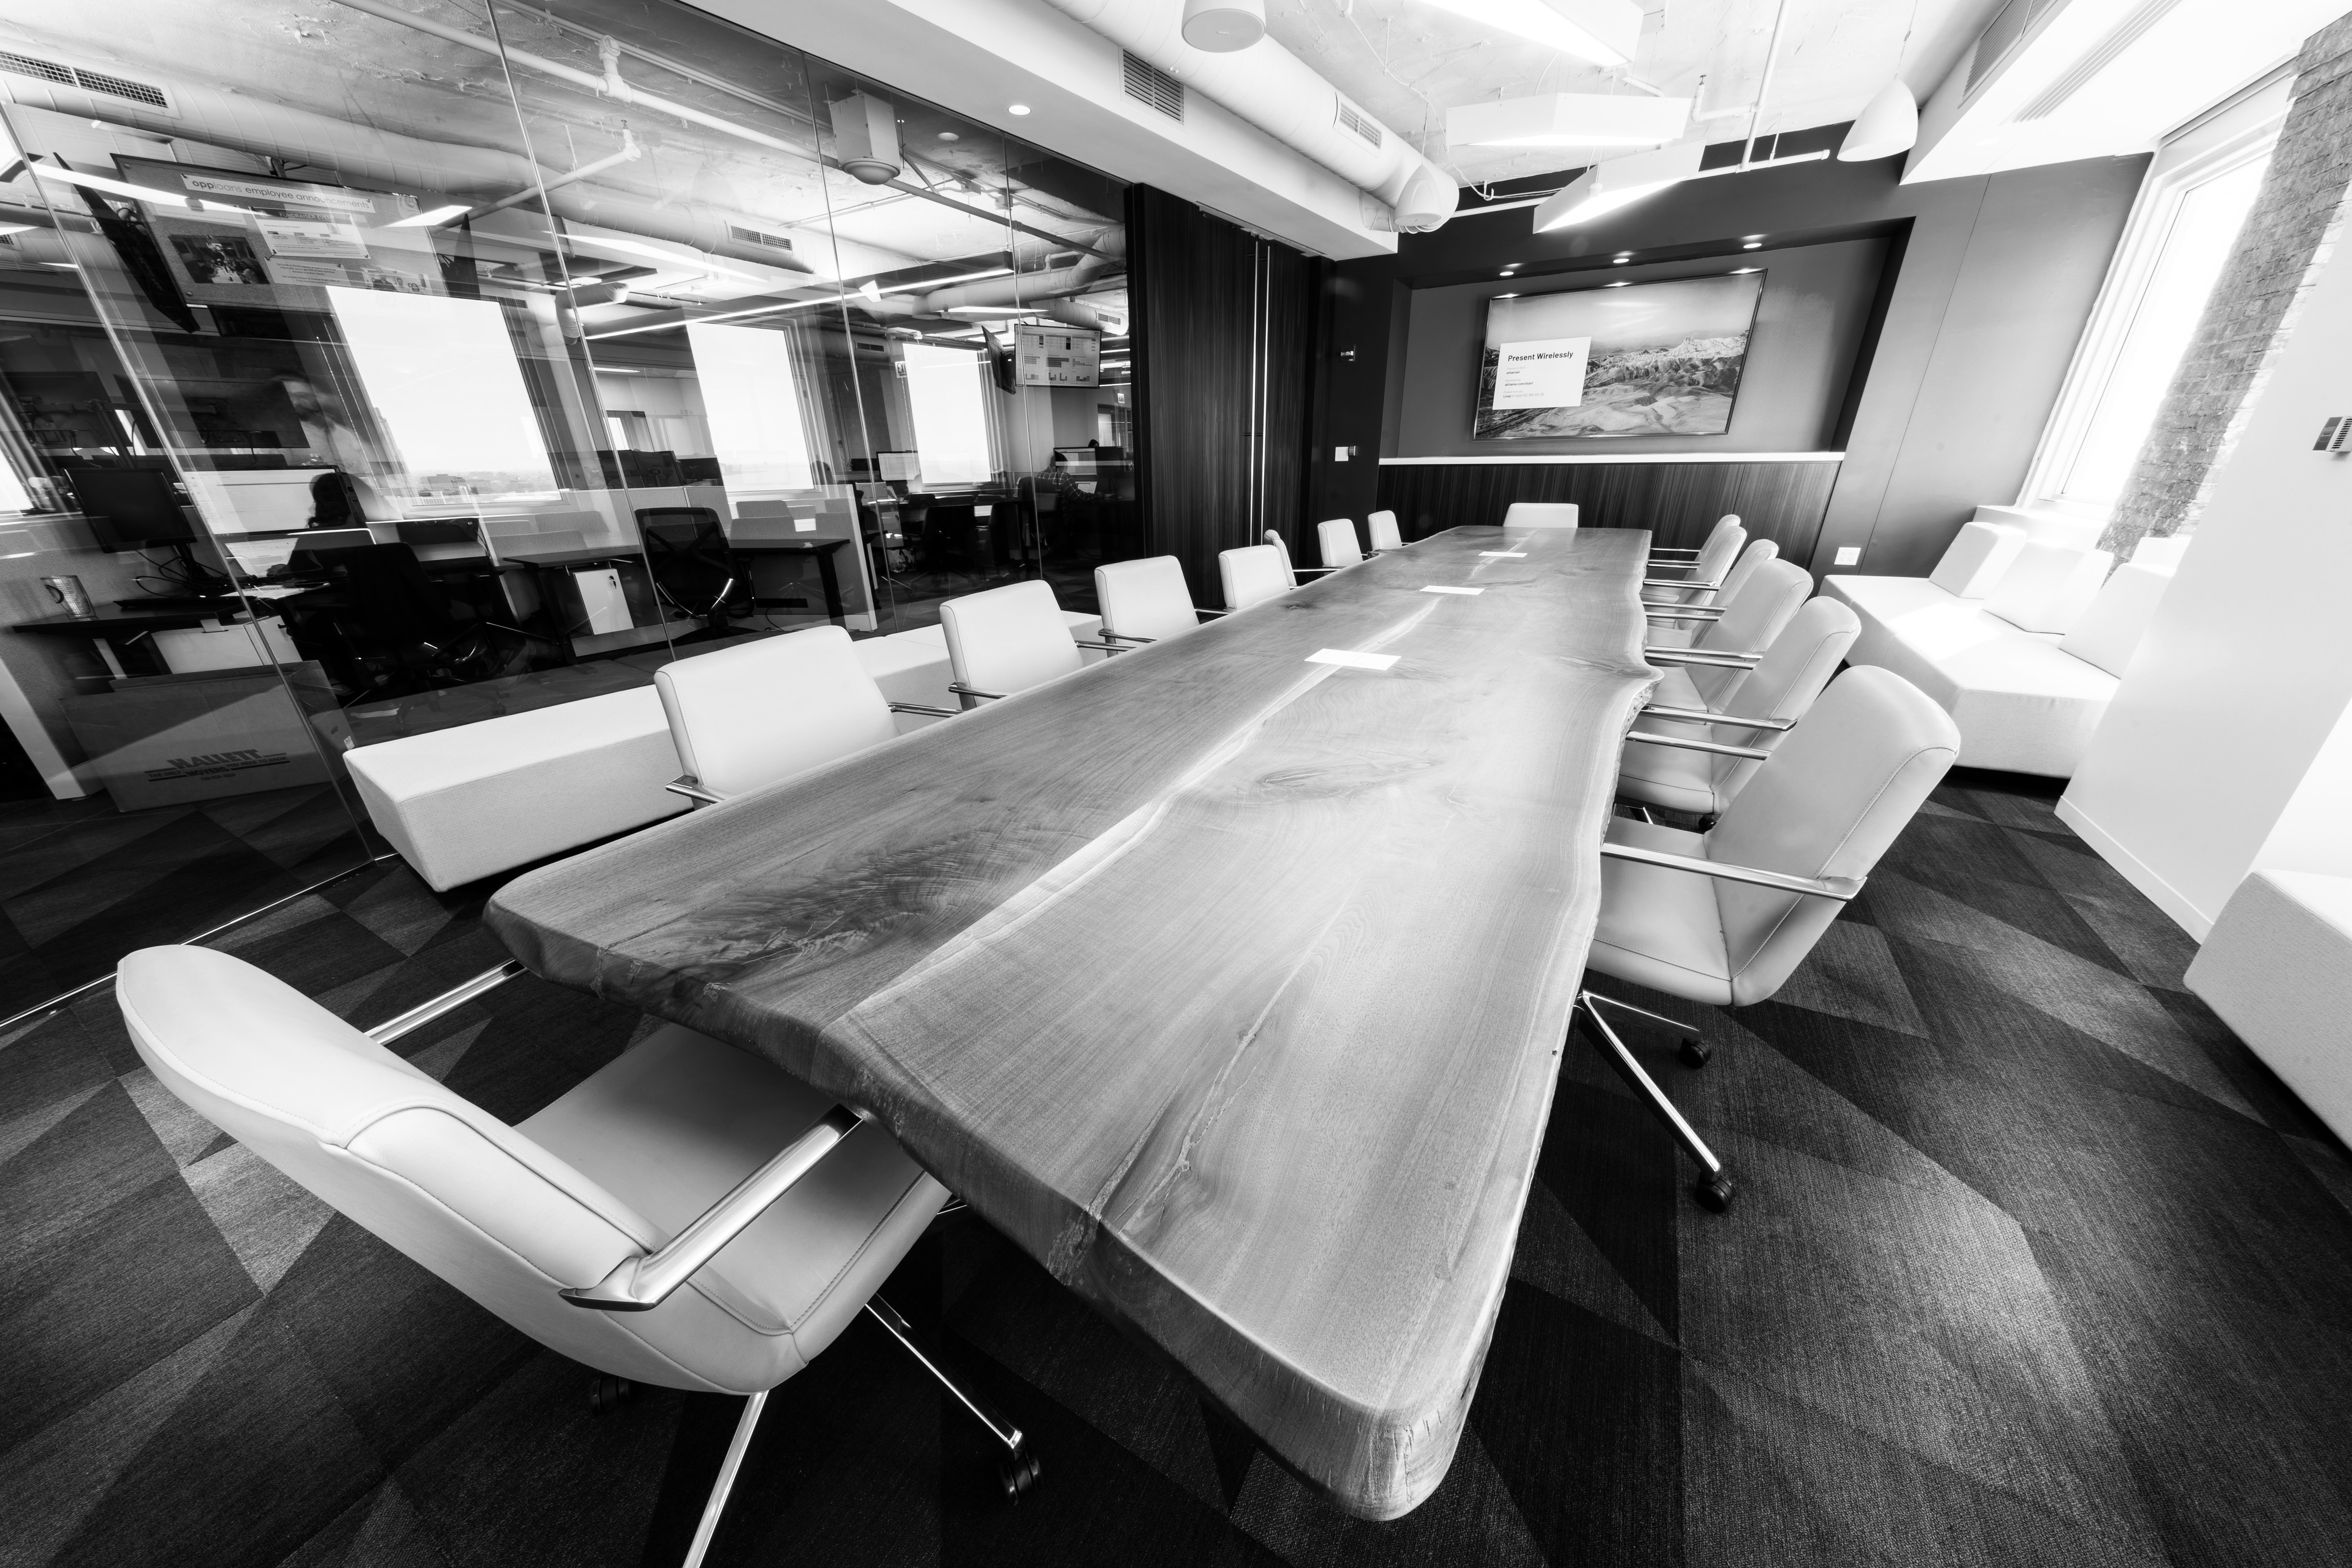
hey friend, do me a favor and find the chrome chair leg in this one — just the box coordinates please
[682,1389,768,1568]
[1577,992,1734,1212]
[1584,988,1711,1066]
[864,1296,1042,1499]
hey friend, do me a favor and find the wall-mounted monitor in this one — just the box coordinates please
[1015,324,1099,387]
[1475,272,1764,441]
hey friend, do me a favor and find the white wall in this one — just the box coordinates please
[2057,226,2352,937]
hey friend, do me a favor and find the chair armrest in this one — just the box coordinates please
[1600,841,1862,901]
[1644,647,1761,668]
[1074,638,1127,653]
[888,700,961,718]
[1644,607,1727,621]
[1623,730,1772,761]
[1099,630,1156,644]
[948,682,1007,703]
[1642,704,1794,731]
[561,1105,867,1312]
[1194,606,1230,618]
[1644,577,1722,593]
[364,961,523,1044]
[1649,547,1703,559]
[664,775,722,805]
[1292,566,1343,577]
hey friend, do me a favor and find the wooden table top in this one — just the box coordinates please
[486,526,1658,1518]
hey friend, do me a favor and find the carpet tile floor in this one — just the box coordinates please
[2,768,2346,1567]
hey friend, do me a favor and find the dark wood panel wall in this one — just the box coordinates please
[1373,460,1843,568]
[1127,186,1323,601]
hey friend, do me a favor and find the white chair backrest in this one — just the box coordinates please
[1928,520,2026,599]
[114,945,695,1380]
[2058,561,2175,678]
[1317,517,1364,568]
[1688,519,1747,586]
[941,579,1083,697]
[1095,555,1201,644]
[1705,668,1959,1003]
[1707,596,1862,800]
[1689,558,1812,704]
[1220,545,1290,610]
[1502,502,1578,529]
[1367,510,1404,551]
[657,626,896,801]
[1714,538,1780,607]
[1983,542,2113,634]
[1264,528,1299,584]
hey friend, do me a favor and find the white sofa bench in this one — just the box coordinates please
[2186,871,2352,1146]
[348,613,1100,890]
[1824,519,2177,777]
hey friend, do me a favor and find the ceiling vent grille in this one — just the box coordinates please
[1334,96,1383,149]
[0,51,172,111]
[2014,0,2187,122]
[726,223,795,252]
[1123,52,1184,121]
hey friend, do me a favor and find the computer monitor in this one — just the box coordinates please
[69,469,198,552]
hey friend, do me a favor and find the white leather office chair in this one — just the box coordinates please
[1581,666,1960,1211]
[1095,555,1222,645]
[1643,518,1746,607]
[1647,539,1780,647]
[1264,528,1338,586]
[1367,510,1405,551]
[1221,544,1291,610]
[1317,517,1365,569]
[657,626,950,807]
[1651,512,1740,566]
[1501,502,1578,529]
[1645,557,1812,710]
[940,578,1117,708]
[1618,596,1862,819]
[115,946,1037,1567]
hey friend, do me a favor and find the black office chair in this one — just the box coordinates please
[636,507,745,630]
[285,543,496,696]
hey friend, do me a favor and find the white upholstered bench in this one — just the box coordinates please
[347,613,1100,891]
[2187,871,2352,1146]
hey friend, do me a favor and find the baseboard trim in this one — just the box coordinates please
[2055,795,2214,941]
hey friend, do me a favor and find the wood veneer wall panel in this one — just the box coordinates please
[1373,459,1841,567]
[1128,186,1321,600]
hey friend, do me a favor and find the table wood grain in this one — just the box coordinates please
[486,526,1658,1518]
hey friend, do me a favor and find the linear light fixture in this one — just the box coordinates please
[1419,0,1641,66]
[30,163,187,207]
[1446,92,1692,149]
[1531,144,1828,231]
[586,266,1015,339]
[389,203,472,229]
[569,235,765,282]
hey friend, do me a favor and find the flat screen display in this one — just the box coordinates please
[1475,272,1764,440]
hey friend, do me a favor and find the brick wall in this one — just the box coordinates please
[2105,15,2352,556]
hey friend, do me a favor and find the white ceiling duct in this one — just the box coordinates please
[925,233,1125,312]
[1037,0,1457,232]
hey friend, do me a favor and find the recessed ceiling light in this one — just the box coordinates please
[1607,280,1629,286]
[1008,104,1032,116]
[1741,241,1762,250]
[1612,257,1630,265]
[937,131,961,142]
[1494,292,1519,298]
[1730,267,1758,274]
[1741,234,1764,241]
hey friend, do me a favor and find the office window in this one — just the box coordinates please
[2022,76,2285,518]
[325,288,558,503]
[900,342,994,489]
[686,321,816,494]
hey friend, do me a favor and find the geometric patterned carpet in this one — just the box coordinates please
[4,767,2349,1567]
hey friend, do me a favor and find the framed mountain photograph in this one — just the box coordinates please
[1474,272,1764,440]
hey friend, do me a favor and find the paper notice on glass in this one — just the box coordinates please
[268,258,354,288]
[1490,337,1590,410]
[258,218,369,259]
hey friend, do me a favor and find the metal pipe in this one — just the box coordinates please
[1599,841,1861,900]
[1622,731,1772,760]
[364,960,525,1044]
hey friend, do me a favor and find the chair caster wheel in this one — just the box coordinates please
[1678,1038,1712,1068]
[1693,1175,1735,1213]
[998,1449,1042,1502]
[588,1374,634,1413]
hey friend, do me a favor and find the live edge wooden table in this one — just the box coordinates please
[486,525,1658,1520]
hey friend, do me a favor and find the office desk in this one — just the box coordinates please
[486,528,1658,1520]
[728,535,852,624]
[11,603,280,678]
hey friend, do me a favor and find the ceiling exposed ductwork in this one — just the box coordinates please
[1036,0,1456,232]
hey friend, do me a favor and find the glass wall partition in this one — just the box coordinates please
[0,0,1130,1019]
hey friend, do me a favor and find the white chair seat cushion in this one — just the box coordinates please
[2057,562,2174,679]
[1822,577,2118,776]
[1586,817,1734,1004]
[1617,732,1724,816]
[346,688,689,893]
[1981,543,2112,634]
[518,1024,946,1344]
[2185,871,2352,1147]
